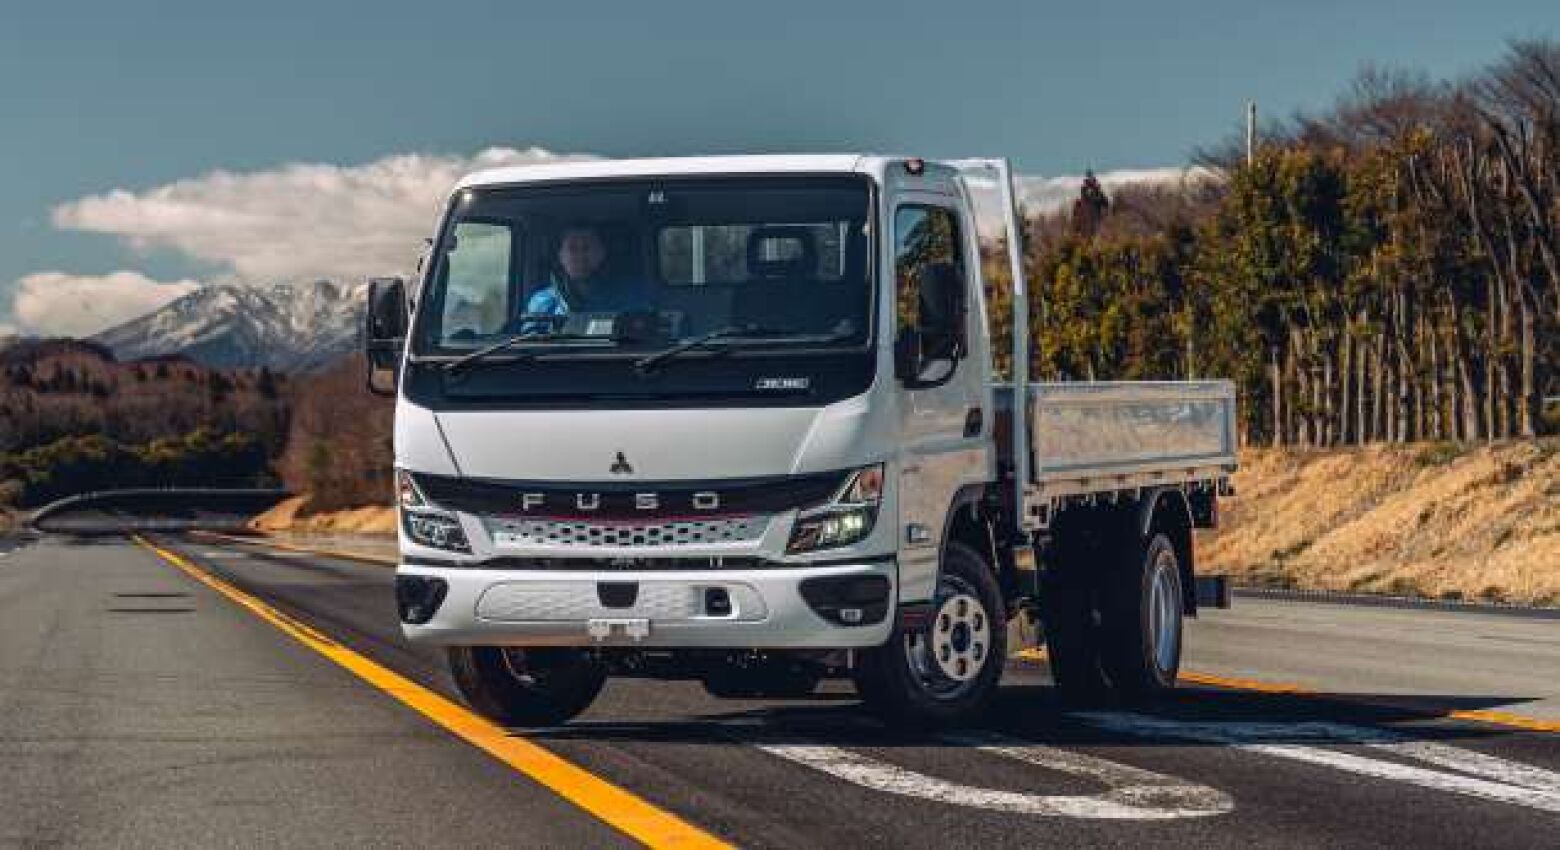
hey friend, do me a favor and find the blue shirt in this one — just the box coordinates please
[520,278,651,332]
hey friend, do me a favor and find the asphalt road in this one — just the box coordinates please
[2,534,1556,848]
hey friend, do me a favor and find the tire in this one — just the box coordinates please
[1039,563,1109,705]
[853,540,1006,727]
[1098,532,1183,700]
[448,646,607,726]
[701,658,822,699]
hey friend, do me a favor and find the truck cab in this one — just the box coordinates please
[364,155,1235,726]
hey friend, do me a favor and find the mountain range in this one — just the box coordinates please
[90,279,367,371]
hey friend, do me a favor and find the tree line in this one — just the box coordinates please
[1006,40,1558,447]
[0,428,272,507]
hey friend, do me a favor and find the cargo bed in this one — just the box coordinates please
[993,381,1238,505]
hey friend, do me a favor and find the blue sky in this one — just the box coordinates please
[1,0,1555,336]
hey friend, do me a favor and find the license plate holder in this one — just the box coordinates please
[586,618,651,642]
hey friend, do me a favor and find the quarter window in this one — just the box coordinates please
[440,221,516,339]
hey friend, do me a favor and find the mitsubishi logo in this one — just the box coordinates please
[610,452,634,475]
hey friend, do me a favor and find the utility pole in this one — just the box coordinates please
[1246,101,1257,164]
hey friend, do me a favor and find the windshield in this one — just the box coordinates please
[414,175,875,357]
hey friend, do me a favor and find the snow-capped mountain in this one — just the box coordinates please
[91,279,367,371]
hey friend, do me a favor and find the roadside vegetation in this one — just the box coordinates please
[1202,438,1560,605]
[0,339,289,511]
[985,39,1558,448]
[0,429,272,507]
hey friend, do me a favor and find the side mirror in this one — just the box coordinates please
[895,262,966,389]
[918,262,967,355]
[364,277,407,396]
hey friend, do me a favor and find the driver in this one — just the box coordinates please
[519,225,648,329]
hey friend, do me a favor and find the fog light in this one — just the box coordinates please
[799,575,890,626]
[396,575,448,624]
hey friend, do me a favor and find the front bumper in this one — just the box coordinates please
[397,560,897,649]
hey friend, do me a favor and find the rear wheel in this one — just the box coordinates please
[1099,532,1183,699]
[448,646,606,726]
[1040,564,1109,704]
[853,541,1006,727]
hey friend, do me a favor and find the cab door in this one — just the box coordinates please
[888,179,990,605]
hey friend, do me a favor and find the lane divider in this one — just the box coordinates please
[1014,648,1560,734]
[132,534,731,850]
[192,532,1560,738]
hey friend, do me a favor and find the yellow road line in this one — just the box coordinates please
[1014,647,1559,734]
[1444,709,1560,734]
[133,534,731,849]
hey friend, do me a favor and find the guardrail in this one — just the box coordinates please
[30,487,290,535]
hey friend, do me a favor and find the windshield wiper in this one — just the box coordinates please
[443,331,604,378]
[633,325,844,375]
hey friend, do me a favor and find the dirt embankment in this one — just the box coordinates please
[1201,439,1560,606]
[250,495,396,535]
[254,439,1560,605]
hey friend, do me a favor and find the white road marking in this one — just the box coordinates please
[1371,741,1560,795]
[747,729,1232,820]
[1073,712,1560,814]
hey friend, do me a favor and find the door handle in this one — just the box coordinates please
[963,407,983,438]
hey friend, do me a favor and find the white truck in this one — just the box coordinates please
[363,155,1236,727]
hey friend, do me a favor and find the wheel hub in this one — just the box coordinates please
[930,593,989,682]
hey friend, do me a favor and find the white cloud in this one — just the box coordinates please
[11,271,201,337]
[50,151,1211,282]
[51,146,599,286]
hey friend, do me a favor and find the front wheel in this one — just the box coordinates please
[448,646,607,726]
[852,541,1006,727]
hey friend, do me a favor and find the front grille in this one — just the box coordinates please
[487,515,768,549]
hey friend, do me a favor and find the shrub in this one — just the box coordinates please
[1413,441,1466,467]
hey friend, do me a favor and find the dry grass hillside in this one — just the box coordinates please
[250,495,395,534]
[1201,439,1560,606]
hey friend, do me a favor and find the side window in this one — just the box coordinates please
[440,221,515,339]
[893,205,966,342]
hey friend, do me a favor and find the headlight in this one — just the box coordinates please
[402,510,470,552]
[396,469,471,553]
[787,464,883,554]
